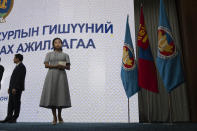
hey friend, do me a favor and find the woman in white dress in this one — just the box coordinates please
[40,38,71,125]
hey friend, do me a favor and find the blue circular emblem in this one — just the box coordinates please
[122,43,136,71]
[0,0,14,23]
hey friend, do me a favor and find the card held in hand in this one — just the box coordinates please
[58,61,67,66]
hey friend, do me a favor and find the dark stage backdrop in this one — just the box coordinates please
[134,0,190,122]
[176,0,197,122]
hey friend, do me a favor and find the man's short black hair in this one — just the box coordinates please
[15,54,23,62]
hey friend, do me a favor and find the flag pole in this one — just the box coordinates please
[168,92,173,123]
[147,90,150,123]
[128,98,130,123]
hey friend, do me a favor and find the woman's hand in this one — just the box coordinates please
[57,64,70,70]
[45,62,59,69]
[57,65,66,70]
[45,62,70,70]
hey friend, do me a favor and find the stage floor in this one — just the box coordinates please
[0,122,197,131]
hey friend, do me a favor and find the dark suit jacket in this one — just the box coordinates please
[9,63,26,92]
[0,65,4,82]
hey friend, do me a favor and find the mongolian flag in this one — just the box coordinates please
[137,6,158,93]
[121,16,139,98]
[156,0,184,92]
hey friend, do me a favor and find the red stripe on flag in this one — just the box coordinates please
[138,59,158,93]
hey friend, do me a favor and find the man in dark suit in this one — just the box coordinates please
[0,54,26,123]
[0,58,4,90]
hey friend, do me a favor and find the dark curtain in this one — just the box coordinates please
[176,0,197,122]
[134,0,190,122]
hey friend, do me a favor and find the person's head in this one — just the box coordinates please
[52,38,63,51]
[14,54,23,64]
